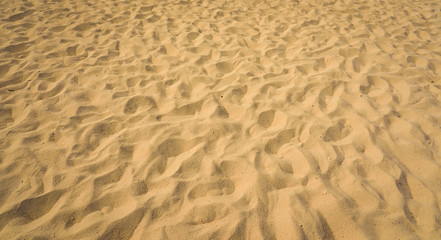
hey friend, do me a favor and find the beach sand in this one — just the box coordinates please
[1,0,441,239]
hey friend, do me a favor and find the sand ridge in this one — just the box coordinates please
[1,0,441,239]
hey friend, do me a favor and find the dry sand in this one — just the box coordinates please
[1,0,441,239]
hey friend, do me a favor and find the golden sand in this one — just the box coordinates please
[1,0,441,239]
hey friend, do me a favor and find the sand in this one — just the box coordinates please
[1,0,441,239]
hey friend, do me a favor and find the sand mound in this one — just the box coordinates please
[1,0,441,239]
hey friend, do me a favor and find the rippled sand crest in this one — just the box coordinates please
[1,0,441,239]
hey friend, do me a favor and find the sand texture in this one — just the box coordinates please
[1,0,441,239]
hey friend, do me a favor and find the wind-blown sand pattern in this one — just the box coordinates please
[1,0,441,239]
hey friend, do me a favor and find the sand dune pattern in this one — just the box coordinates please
[1,0,441,239]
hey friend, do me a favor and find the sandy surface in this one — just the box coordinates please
[1,0,441,239]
